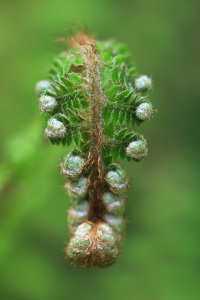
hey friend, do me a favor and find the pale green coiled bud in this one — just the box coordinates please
[135,75,152,92]
[105,214,125,244]
[68,200,89,228]
[135,102,153,121]
[64,177,88,201]
[126,139,148,160]
[106,168,129,194]
[35,80,52,96]
[39,95,57,114]
[103,192,125,215]
[105,214,125,234]
[66,221,119,268]
[44,117,66,141]
[60,153,85,179]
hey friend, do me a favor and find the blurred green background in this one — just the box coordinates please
[0,0,200,299]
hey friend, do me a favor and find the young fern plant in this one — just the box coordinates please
[35,31,154,268]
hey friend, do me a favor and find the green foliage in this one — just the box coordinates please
[36,35,154,184]
[39,37,153,157]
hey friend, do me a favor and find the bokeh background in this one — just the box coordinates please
[0,0,200,299]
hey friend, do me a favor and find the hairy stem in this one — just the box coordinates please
[84,47,105,222]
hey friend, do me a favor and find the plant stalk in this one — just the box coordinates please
[84,47,105,222]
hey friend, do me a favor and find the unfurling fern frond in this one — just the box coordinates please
[35,31,155,268]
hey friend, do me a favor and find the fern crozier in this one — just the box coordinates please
[35,31,155,268]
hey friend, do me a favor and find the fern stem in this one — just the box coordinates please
[84,47,105,222]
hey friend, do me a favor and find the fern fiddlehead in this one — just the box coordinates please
[35,31,154,268]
